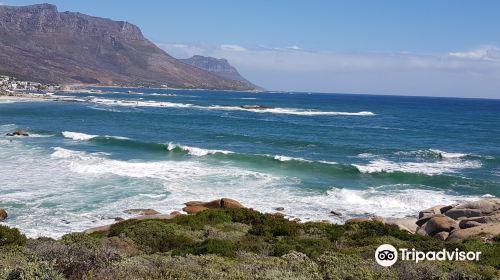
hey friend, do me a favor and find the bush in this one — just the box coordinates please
[118,220,197,253]
[191,239,238,257]
[0,225,27,247]
[317,252,397,280]
[5,260,65,280]
[28,233,120,279]
[168,209,233,230]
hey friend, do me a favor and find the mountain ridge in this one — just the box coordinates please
[180,55,259,89]
[0,3,257,90]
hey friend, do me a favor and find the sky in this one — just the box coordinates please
[3,0,500,98]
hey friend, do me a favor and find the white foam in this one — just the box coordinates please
[62,131,97,141]
[353,159,481,175]
[86,97,374,117]
[167,142,233,157]
[358,153,375,158]
[29,133,54,138]
[429,149,467,159]
[208,105,375,116]
[273,155,311,162]
[0,142,488,238]
[91,98,193,108]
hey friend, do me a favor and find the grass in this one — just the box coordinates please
[0,208,498,279]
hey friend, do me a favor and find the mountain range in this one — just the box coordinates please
[0,3,257,90]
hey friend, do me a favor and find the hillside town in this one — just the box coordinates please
[0,75,60,95]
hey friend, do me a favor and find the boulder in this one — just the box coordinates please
[424,215,459,236]
[459,212,500,226]
[0,208,7,221]
[454,199,500,214]
[185,201,204,206]
[385,217,418,233]
[84,224,111,234]
[183,205,209,214]
[459,220,483,229]
[444,208,482,219]
[447,223,500,241]
[221,198,245,209]
[132,214,174,220]
[123,209,160,216]
[183,198,244,210]
[416,214,438,227]
[275,207,285,211]
[203,199,223,208]
[434,231,449,241]
[418,205,446,219]
[330,210,342,217]
[169,211,183,217]
[439,205,454,214]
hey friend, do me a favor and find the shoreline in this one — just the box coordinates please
[0,197,498,279]
[2,197,498,242]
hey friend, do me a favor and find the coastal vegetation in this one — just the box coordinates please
[1,208,498,280]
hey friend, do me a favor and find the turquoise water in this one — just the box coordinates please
[0,88,499,237]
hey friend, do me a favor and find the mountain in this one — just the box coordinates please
[180,55,259,89]
[0,4,256,90]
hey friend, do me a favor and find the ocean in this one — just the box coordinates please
[0,88,499,238]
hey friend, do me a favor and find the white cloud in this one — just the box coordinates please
[449,46,500,61]
[220,44,246,52]
[157,42,500,98]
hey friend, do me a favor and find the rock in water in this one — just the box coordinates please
[6,130,29,137]
[0,209,7,221]
[123,209,160,216]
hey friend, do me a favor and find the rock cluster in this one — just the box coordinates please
[0,208,7,221]
[183,198,245,214]
[6,130,29,136]
[416,198,500,241]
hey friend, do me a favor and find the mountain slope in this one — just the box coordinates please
[180,55,259,89]
[0,4,256,90]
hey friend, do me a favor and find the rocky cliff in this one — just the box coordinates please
[0,4,256,90]
[180,55,258,89]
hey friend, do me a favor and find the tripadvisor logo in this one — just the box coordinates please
[375,244,398,267]
[375,244,481,267]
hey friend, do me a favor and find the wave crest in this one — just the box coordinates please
[166,142,233,157]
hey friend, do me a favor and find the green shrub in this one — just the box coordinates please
[28,233,120,279]
[191,239,238,257]
[0,225,27,247]
[119,220,197,253]
[300,222,346,242]
[272,237,333,258]
[5,260,65,280]
[317,252,397,280]
[346,221,424,241]
[168,209,233,230]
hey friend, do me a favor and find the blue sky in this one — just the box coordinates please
[3,0,500,98]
